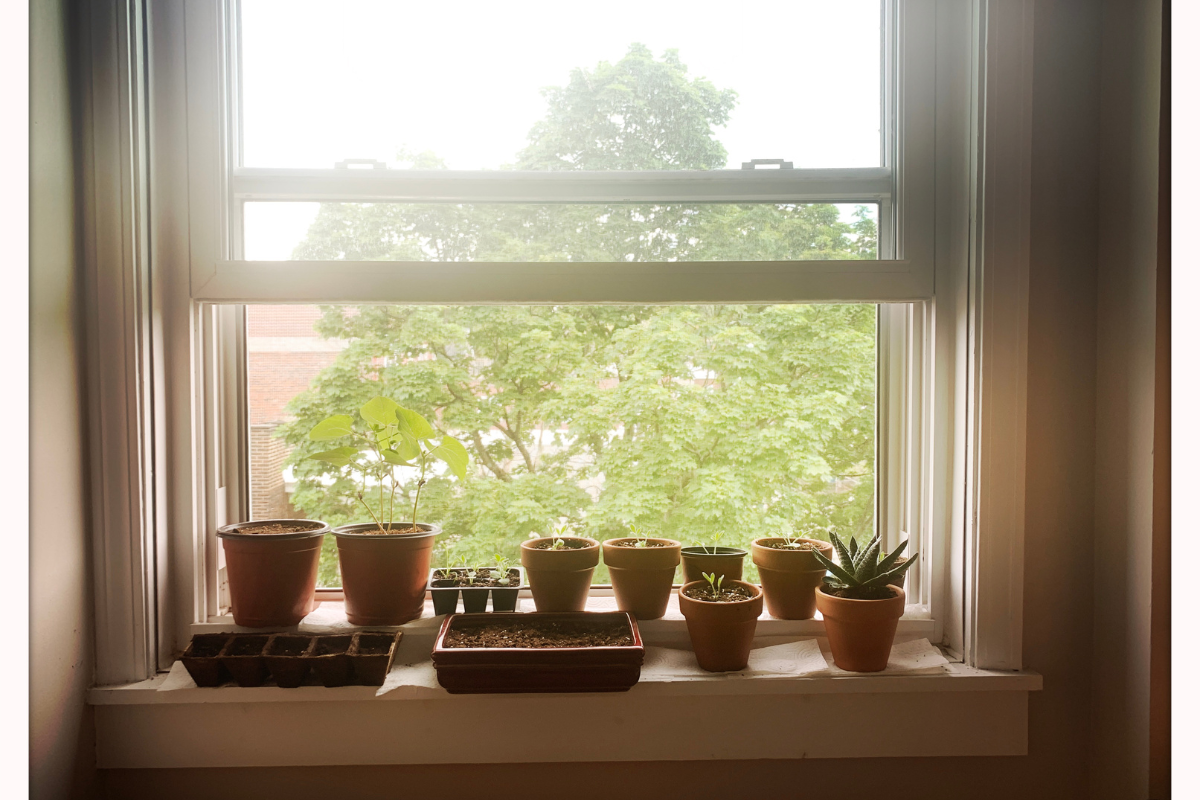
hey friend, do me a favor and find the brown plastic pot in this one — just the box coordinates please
[216,519,329,627]
[815,584,906,672]
[520,537,599,612]
[602,538,682,619]
[751,537,833,620]
[333,522,440,626]
[263,634,315,688]
[680,546,746,584]
[311,634,354,687]
[677,580,763,672]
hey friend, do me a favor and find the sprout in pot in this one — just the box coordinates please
[520,523,600,612]
[307,396,469,626]
[813,531,919,672]
[429,553,524,614]
[602,523,682,620]
[751,524,834,621]
[680,526,747,585]
[677,571,764,672]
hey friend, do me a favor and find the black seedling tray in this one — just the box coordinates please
[428,567,525,615]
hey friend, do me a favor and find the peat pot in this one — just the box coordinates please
[677,580,763,672]
[520,537,600,612]
[216,519,329,627]
[680,546,747,585]
[602,538,682,619]
[333,522,440,626]
[750,537,833,620]
[815,584,906,672]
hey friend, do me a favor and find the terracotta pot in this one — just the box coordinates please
[520,537,599,612]
[751,537,833,620]
[680,546,746,584]
[602,538,682,619]
[217,519,329,627]
[333,522,440,626]
[815,584,906,672]
[678,580,763,672]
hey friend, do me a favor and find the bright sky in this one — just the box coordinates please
[240,0,881,258]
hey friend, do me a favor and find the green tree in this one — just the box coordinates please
[275,46,877,586]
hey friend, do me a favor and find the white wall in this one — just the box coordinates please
[29,0,96,797]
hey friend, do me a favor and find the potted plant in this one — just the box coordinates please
[432,611,644,693]
[680,528,747,585]
[428,554,525,615]
[602,524,681,619]
[751,529,834,620]
[813,531,918,672]
[520,525,599,612]
[307,396,469,626]
[678,573,764,672]
[215,518,330,627]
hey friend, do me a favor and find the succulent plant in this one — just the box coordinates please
[813,531,917,600]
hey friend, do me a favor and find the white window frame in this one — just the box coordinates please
[82,0,1033,684]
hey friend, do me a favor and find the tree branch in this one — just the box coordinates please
[470,430,512,482]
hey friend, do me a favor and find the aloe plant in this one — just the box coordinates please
[813,531,917,600]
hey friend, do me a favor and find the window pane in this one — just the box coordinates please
[246,303,877,587]
[243,202,878,262]
[240,0,881,170]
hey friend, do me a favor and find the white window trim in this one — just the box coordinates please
[82,0,1034,687]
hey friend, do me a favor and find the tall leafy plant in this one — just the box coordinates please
[307,396,469,532]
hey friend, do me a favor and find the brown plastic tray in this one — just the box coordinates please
[431,611,643,694]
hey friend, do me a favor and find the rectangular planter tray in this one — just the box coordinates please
[428,567,526,615]
[431,611,643,694]
[179,631,403,688]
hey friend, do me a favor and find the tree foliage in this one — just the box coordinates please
[274,45,878,586]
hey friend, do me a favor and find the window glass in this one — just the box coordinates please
[243,202,878,262]
[246,302,876,587]
[240,0,882,170]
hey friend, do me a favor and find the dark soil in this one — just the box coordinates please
[683,585,756,603]
[762,540,822,551]
[443,619,633,649]
[267,636,311,656]
[821,585,898,601]
[366,525,425,535]
[227,635,268,656]
[531,538,593,550]
[355,633,396,656]
[433,567,520,587]
[314,636,353,656]
[238,521,323,535]
[612,539,669,547]
[187,635,228,657]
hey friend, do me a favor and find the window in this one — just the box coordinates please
[182,0,943,640]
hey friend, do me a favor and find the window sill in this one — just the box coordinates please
[90,602,1038,767]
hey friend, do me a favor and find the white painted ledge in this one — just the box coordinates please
[90,616,1039,767]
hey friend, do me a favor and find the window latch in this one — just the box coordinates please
[334,158,388,170]
[741,158,793,170]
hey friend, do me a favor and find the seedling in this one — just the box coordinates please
[532,524,573,550]
[306,396,469,533]
[493,554,513,586]
[702,571,724,600]
[628,523,650,548]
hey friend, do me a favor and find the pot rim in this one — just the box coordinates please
[678,579,763,605]
[680,545,748,557]
[521,535,599,552]
[216,518,330,540]
[751,536,832,552]
[332,521,442,539]
[603,537,682,549]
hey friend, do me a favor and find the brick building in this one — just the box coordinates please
[247,305,344,519]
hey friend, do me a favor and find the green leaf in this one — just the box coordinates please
[360,396,400,428]
[391,432,421,462]
[876,540,909,575]
[396,406,437,440]
[813,549,858,586]
[429,434,469,479]
[380,449,413,467]
[848,536,860,560]
[307,446,360,467]
[856,537,881,582]
[830,533,854,574]
[308,415,355,441]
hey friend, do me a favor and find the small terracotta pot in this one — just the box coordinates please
[680,546,747,584]
[217,519,329,627]
[678,580,763,672]
[602,538,682,619]
[816,584,906,672]
[520,537,599,612]
[333,522,440,626]
[751,537,833,620]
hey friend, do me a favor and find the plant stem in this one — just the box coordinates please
[411,454,428,529]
